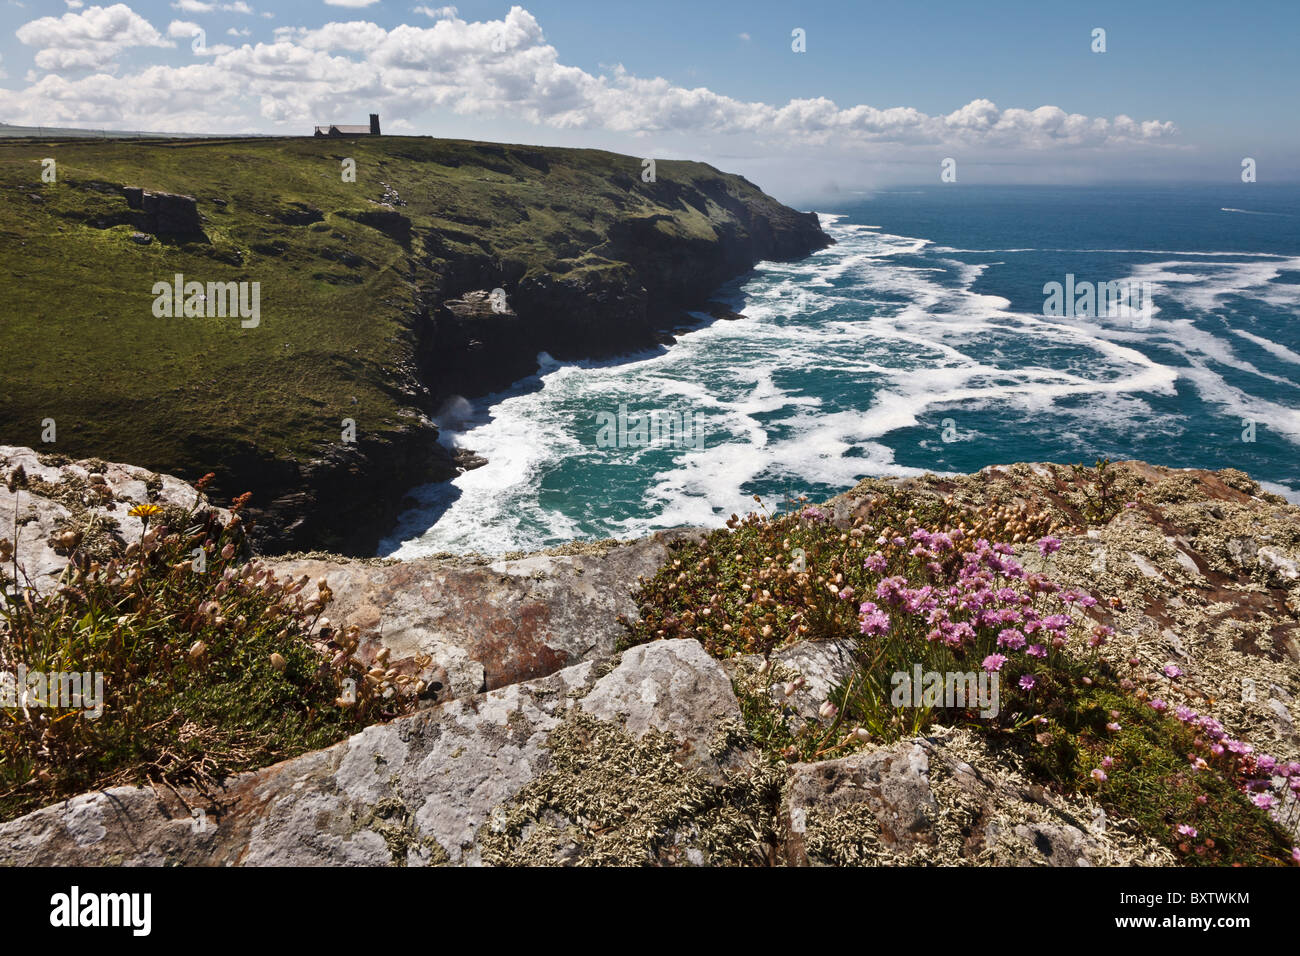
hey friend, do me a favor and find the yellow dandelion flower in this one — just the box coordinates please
[128,503,163,520]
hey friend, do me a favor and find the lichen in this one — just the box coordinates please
[476,709,785,866]
[351,792,450,866]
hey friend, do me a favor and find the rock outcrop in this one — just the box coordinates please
[265,530,698,698]
[0,445,229,595]
[0,640,746,866]
[122,187,203,237]
[3,452,1297,865]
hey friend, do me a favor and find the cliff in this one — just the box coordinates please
[0,136,830,555]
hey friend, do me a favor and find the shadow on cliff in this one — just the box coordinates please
[376,277,764,554]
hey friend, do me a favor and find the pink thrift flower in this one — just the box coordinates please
[1037,536,1062,556]
[997,628,1026,650]
[982,654,1008,673]
[1018,674,1037,691]
[1091,768,1108,782]
[1150,698,1168,712]
[860,610,890,637]
[1253,793,1276,810]
[1163,664,1183,678]
[1177,824,1198,838]
[1027,644,1047,659]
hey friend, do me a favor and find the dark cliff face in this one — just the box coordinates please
[255,173,833,555]
[0,134,831,557]
[412,184,832,406]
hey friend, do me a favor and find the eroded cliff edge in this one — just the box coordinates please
[0,136,831,556]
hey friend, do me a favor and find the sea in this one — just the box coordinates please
[379,184,1300,558]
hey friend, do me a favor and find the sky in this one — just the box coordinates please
[1,0,1296,203]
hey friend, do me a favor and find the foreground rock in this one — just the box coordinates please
[4,454,1298,864]
[0,640,746,866]
[0,445,229,595]
[268,530,698,698]
[784,730,1171,866]
[0,638,1167,866]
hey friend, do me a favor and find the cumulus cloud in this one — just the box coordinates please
[413,5,458,17]
[15,3,172,72]
[2,4,1177,152]
[171,0,253,13]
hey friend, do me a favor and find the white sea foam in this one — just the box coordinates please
[380,217,1299,557]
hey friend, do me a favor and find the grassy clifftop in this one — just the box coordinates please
[0,135,829,552]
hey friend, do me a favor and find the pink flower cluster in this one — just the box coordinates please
[1161,699,1300,810]
[856,535,1097,669]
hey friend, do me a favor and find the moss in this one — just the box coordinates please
[802,804,885,865]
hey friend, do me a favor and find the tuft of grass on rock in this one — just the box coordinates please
[0,472,421,822]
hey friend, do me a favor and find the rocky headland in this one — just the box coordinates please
[2,448,1296,866]
[0,135,830,557]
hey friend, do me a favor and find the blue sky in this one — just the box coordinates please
[1,0,1296,200]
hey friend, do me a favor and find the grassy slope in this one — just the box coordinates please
[0,135,803,498]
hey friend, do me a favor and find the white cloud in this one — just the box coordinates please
[3,4,1177,155]
[65,0,85,8]
[167,19,200,38]
[227,26,251,36]
[16,3,171,71]
[171,0,253,12]
[413,4,458,17]
[323,0,379,7]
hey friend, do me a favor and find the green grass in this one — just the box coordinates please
[0,134,807,506]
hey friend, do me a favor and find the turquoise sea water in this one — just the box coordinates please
[380,185,1300,557]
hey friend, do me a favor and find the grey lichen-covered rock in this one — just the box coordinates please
[269,530,697,699]
[0,639,745,866]
[0,445,229,596]
[722,638,857,726]
[579,639,743,773]
[784,728,1174,867]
